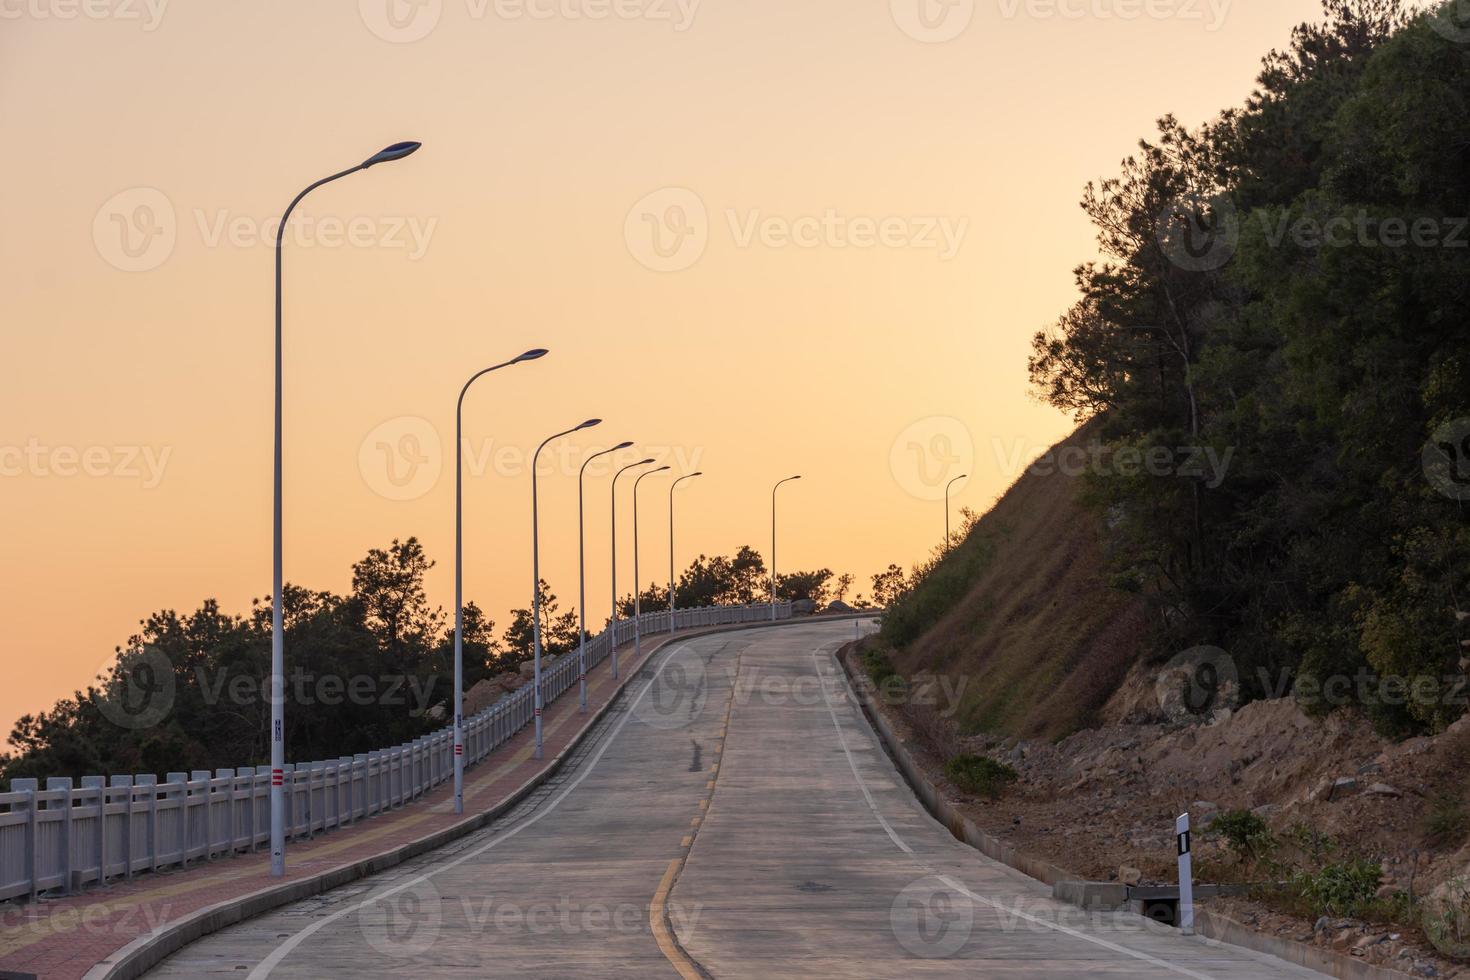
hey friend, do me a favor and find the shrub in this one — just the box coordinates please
[1425,794,1469,847]
[1290,859,1382,917]
[1210,809,1275,866]
[863,647,899,685]
[944,754,1019,800]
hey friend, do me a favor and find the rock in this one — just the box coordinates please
[1331,776,1360,798]
[1119,866,1143,886]
[1252,803,1283,821]
[1376,884,1401,901]
[1364,782,1402,798]
[518,660,536,680]
[792,598,816,615]
[1314,916,1331,934]
[827,600,855,614]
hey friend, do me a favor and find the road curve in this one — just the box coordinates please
[145,619,1325,979]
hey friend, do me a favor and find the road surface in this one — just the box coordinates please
[146,619,1324,979]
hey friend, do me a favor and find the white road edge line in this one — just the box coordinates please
[811,646,1220,980]
[246,643,692,979]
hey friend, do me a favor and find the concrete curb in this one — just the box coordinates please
[85,616,860,980]
[834,644,1415,980]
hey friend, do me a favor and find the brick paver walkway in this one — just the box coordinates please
[0,633,686,980]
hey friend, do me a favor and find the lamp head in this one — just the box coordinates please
[362,141,422,168]
[577,418,602,431]
[514,348,549,363]
[638,457,656,466]
[690,471,704,477]
[613,441,635,450]
[654,465,671,473]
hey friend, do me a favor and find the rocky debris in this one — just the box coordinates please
[1118,865,1143,886]
[1365,783,1404,798]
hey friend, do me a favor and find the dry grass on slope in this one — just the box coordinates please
[890,422,1149,741]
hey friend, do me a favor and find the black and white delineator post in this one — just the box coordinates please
[1176,812,1195,934]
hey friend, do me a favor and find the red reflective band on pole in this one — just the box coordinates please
[271,768,284,787]
[579,673,586,680]
[454,744,463,756]
[534,708,541,717]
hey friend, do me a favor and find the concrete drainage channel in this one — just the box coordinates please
[833,642,1415,980]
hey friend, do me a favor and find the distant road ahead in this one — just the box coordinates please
[148,620,1323,979]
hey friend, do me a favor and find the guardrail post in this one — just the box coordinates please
[138,774,159,873]
[111,775,134,879]
[46,777,75,894]
[12,779,38,901]
[166,773,188,867]
[82,775,106,888]
[189,771,213,862]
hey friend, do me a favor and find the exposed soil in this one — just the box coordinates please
[849,646,1470,979]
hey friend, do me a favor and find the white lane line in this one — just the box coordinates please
[247,645,694,979]
[811,649,1218,980]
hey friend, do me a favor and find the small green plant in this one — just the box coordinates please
[1290,859,1382,917]
[1422,876,1470,960]
[1210,809,1275,866]
[863,648,898,685]
[944,754,1019,800]
[1282,821,1337,865]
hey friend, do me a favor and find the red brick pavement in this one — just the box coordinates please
[0,632,684,980]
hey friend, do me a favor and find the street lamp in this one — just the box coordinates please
[578,441,633,712]
[451,348,548,815]
[945,473,968,553]
[610,458,656,681]
[771,475,801,621]
[633,465,671,658]
[531,418,602,760]
[270,140,420,878]
[669,472,703,632]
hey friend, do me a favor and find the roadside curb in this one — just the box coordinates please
[834,643,1414,980]
[85,616,856,980]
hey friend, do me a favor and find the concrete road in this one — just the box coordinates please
[146,620,1325,979]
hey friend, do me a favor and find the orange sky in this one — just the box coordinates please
[0,0,1327,748]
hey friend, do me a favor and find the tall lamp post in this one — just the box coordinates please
[944,473,968,554]
[668,472,703,632]
[610,458,655,681]
[451,349,548,815]
[578,441,633,712]
[532,418,602,759]
[271,140,420,878]
[633,466,671,658]
[770,475,801,621]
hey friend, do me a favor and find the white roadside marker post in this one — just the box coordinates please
[1176,811,1195,935]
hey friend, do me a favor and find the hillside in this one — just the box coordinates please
[886,422,1149,740]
